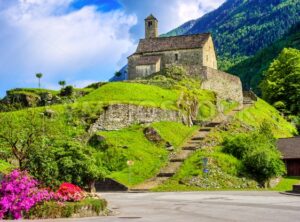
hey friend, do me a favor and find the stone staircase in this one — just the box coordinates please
[130,126,217,192]
[130,98,253,192]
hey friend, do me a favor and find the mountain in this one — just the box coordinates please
[228,23,300,93]
[165,0,300,69]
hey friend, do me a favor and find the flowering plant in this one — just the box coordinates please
[55,182,85,202]
[0,170,53,219]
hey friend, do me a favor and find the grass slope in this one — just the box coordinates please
[79,82,180,110]
[235,99,297,138]
[272,177,300,191]
[96,123,199,187]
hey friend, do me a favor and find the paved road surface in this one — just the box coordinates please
[29,191,300,222]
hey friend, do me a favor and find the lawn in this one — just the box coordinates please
[272,177,300,191]
[234,99,297,138]
[79,82,180,110]
[151,122,199,148]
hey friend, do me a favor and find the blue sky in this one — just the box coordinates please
[0,0,225,97]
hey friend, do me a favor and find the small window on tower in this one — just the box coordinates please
[175,54,179,61]
[148,21,153,27]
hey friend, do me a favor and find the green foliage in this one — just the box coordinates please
[0,110,54,169]
[223,124,286,184]
[229,23,300,93]
[0,160,13,174]
[60,85,74,97]
[58,81,66,88]
[26,140,105,188]
[260,48,300,115]
[27,198,107,219]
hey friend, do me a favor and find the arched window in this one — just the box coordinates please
[148,21,153,27]
[175,53,179,61]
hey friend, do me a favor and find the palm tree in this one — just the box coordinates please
[58,80,66,89]
[36,73,43,88]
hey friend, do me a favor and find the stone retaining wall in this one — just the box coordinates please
[201,66,244,107]
[89,104,182,132]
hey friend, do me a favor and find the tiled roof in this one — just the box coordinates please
[277,137,300,159]
[136,56,161,65]
[135,33,210,54]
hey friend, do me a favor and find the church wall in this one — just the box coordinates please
[202,36,218,69]
[142,49,204,76]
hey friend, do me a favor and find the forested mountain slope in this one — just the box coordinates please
[165,0,300,69]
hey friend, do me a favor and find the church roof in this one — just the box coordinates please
[135,56,161,65]
[145,14,157,21]
[277,137,300,159]
[135,33,211,54]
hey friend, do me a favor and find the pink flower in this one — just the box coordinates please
[0,170,54,220]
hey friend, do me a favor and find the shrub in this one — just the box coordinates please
[55,183,85,202]
[27,198,107,219]
[0,170,53,220]
[222,123,286,184]
[60,86,74,97]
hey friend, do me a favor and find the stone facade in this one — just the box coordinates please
[128,15,217,80]
[89,104,182,132]
[201,66,244,106]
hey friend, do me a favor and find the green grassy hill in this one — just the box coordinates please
[0,78,297,190]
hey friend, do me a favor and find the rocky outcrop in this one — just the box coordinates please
[89,104,182,132]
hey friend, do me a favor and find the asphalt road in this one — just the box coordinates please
[26,191,300,222]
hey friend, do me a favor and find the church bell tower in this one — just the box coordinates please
[145,14,158,39]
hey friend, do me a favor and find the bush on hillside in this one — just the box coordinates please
[26,141,105,190]
[222,123,286,185]
[60,86,74,97]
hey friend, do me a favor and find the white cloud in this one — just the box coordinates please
[118,0,225,37]
[0,0,137,94]
[0,0,225,96]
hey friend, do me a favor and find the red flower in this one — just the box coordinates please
[55,183,85,202]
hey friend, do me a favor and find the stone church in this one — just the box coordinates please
[128,15,243,106]
[128,14,218,79]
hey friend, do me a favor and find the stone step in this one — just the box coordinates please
[205,122,221,127]
[191,136,205,141]
[199,127,213,132]
[130,177,169,192]
[170,150,193,162]
[182,146,198,151]
[157,162,182,177]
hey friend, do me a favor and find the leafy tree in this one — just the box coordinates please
[260,48,300,115]
[35,73,43,88]
[0,110,52,169]
[58,80,66,89]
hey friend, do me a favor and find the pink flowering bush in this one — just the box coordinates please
[0,170,54,220]
[55,182,85,202]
